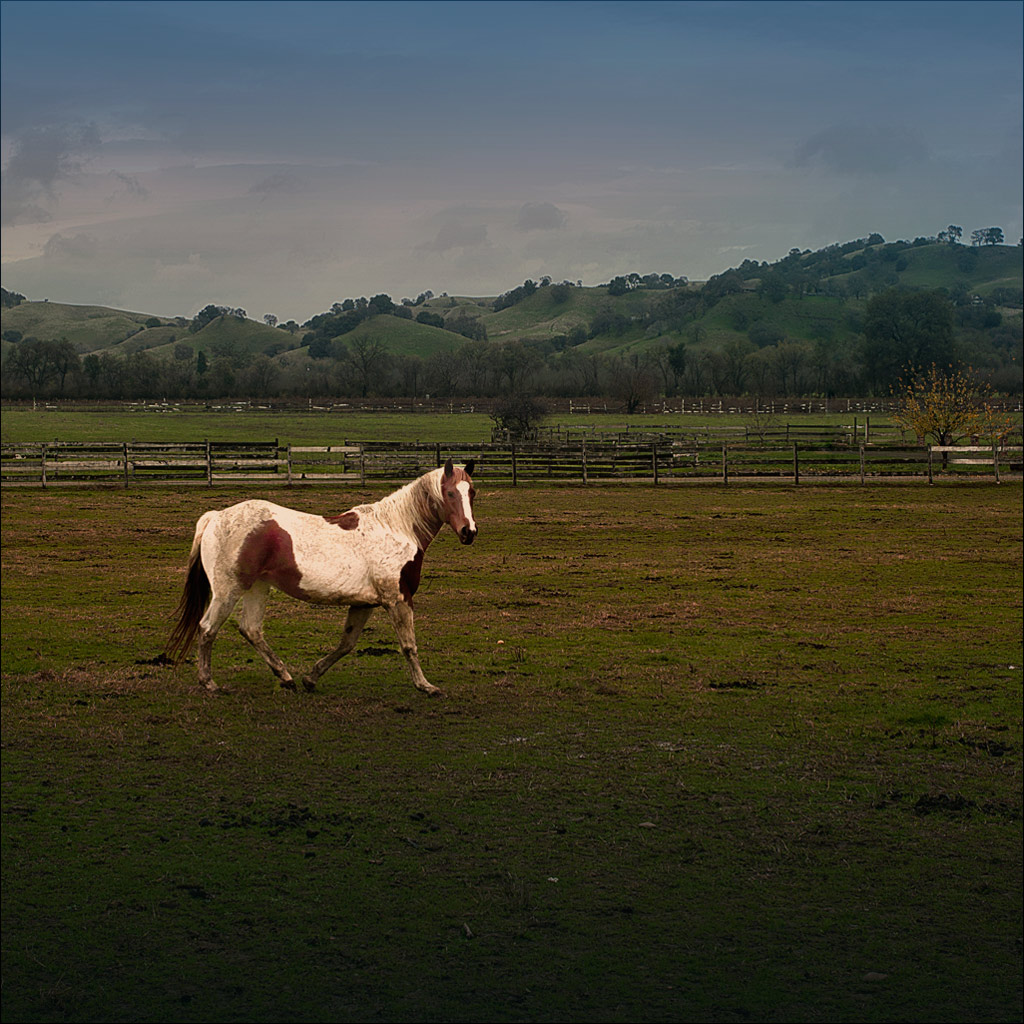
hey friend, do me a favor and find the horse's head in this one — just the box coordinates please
[441,459,477,544]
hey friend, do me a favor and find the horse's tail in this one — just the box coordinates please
[165,512,215,664]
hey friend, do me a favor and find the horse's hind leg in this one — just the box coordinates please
[196,591,240,692]
[237,582,296,690]
[302,605,374,692]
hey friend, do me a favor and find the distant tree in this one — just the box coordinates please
[190,304,228,333]
[492,341,541,394]
[343,335,390,397]
[862,289,955,390]
[308,336,335,359]
[757,271,788,304]
[263,314,278,328]
[748,321,785,347]
[5,338,60,397]
[937,225,962,245]
[971,227,1005,246]
[610,354,658,413]
[490,392,546,440]
[446,312,487,342]
[51,339,80,395]
[196,351,208,375]
[892,364,1017,446]
[549,283,572,304]
[1,287,26,307]
[416,310,445,329]
[244,355,281,397]
[493,280,538,311]
[368,293,394,316]
[144,317,162,328]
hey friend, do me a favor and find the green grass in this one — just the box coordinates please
[2,483,1021,1022]
[0,407,897,447]
[0,301,170,353]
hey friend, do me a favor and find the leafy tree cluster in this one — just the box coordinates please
[605,273,687,295]
[190,305,246,333]
[492,279,538,312]
[2,287,26,308]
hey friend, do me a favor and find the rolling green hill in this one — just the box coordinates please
[3,237,1020,384]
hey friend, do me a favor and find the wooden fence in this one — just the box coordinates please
[2,438,1021,488]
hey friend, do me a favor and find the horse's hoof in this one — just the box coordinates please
[277,679,297,692]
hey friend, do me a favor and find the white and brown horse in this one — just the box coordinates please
[167,460,476,695]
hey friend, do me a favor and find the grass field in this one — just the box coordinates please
[0,407,897,447]
[2,479,1021,1023]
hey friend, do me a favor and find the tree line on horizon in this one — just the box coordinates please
[2,229,1020,406]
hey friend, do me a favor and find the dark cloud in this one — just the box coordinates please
[1,122,100,225]
[516,202,567,231]
[108,170,149,200]
[417,222,488,252]
[792,123,929,176]
[43,232,99,261]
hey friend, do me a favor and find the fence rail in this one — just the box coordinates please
[2,438,1021,488]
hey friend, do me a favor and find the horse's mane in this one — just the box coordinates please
[361,468,445,547]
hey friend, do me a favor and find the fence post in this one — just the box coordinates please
[205,440,213,486]
[287,444,293,486]
[435,443,441,468]
[652,443,659,485]
[927,446,933,485]
[793,442,799,485]
[582,438,588,485]
[41,443,47,489]
[123,442,130,489]
[722,445,728,485]
[511,443,518,487]
[993,443,1000,484]
[859,444,865,485]
[359,445,365,488]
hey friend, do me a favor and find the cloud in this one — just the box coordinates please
[43,232,99,261]
[1,123,100,225]
[417,222,488,252]
[108,170,149,201]
[792,123,929,176]
[249,172,303,196]
[516,201,567,231]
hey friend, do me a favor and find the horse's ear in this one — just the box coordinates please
[443,458,454,478]
[464,459,475,477]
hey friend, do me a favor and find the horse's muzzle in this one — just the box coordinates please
[459,526,477,545]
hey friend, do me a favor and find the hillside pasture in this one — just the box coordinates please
[1,483,1021,1023]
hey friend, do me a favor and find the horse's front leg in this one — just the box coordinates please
[386,601,442,696]
[302,605,374,692]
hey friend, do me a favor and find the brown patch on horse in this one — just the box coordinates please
[324,511,359,530]
[399,549,425,607]
[237,521,307,599]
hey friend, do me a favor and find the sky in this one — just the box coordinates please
[1,0,1021,322]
